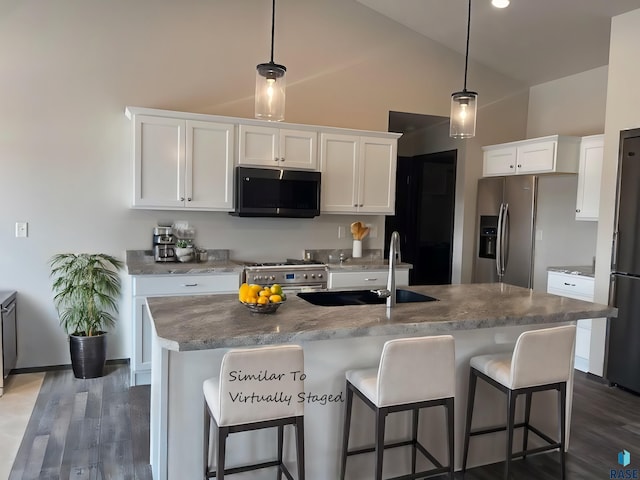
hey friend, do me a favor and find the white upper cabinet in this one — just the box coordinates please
[238,125,317,170]
[131,114,234,211]
[575,134,604,221]
[482,135,580,177]
[320,133,397,214]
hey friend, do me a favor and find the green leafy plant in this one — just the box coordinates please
[49,253,123,336]
[175,239,191,248]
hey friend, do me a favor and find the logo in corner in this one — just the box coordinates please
[619,450,631,467]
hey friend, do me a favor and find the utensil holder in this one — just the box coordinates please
[352,240,362,258]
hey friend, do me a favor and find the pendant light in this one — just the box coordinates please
[255,0,286,121]
[450,0,478,139]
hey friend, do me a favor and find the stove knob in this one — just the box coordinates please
[318,273,323,278]
[311,274,316,279]
[270,275,276,281]
[254,275,261,281]
[303,274,308,279]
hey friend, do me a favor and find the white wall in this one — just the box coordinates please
[527,66,608,138]
[592,8,640,375]
[0,0,528,369]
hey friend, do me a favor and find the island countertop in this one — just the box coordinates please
[146,283,617,352]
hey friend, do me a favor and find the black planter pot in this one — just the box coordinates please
[69,332,107,379]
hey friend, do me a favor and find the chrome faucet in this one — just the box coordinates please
[387,231,401,308]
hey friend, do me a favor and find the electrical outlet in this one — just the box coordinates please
[15,222,28,238]
[337,225,346,239]
[366,223,378,239]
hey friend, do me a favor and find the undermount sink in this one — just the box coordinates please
[297,289,438,307]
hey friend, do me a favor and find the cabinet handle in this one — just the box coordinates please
[274,157,279,162]
[280,157,285,162]
[509,165,514,169]
[563,282,576,287]
[187,197,192,202]
[517,164,522,168]
[354,204,358,207]
[182,283,199,287]
[180,197,185,201]
[364,278,378,281]
[359,204,363,207]
[576,209,580,213]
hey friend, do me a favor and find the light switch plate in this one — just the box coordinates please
[337,225,346,239]
[365,223,378,239]
[15,222,28,238]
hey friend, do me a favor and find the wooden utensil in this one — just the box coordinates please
[359,226,369,240]
[350,222,359,239]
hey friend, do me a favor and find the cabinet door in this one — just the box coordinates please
[358,137,397,214]
[133,296,153,384]
[320,133,359,213]
[133,115,185,208]
[328,269,409,289]
[575,136,604,221]
[238,125,279,167]
[516,140,556,173]
[186,120,235,211]
[279,129,318,170]
[483,147,516,176]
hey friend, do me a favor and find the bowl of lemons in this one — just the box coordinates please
[239,283,286,314]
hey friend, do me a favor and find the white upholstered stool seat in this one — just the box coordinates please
[462,324,576,480]
[203,344,305,480]
[340,335,456,480]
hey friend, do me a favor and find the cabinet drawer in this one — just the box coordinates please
[328,269,409,290]
[546,272,594,300]
[133,273,240,296]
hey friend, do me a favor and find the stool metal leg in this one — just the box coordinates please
[374,408,388,480]
[277,424,284,480]
[505,390,517,480]
[446,398,455,479]
[204,402,210,480]
[558,383,567,480]
[339,382,354,480]
[462,368,478,472]
[522,391,532,459]
[295,416,306,480]
[411,408,419,474]
[217,426,229,480]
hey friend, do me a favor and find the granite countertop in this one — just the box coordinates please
[0,291,16,306]
[146,283,617,352]
[126,250,243,275]
[547,265,595,278]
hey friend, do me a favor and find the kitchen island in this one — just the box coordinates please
[146,283,616,480]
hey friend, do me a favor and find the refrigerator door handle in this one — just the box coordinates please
[496,203,505,278]
[609,274,617,306]
[502,203,510,277]
[611,230,619,271]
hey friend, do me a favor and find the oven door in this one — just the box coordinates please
[280,284,327,295]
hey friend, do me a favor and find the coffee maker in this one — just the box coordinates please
[153,226,176,262]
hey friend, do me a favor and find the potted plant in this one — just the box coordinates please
[49,253,123,379]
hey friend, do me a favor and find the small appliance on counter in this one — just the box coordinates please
[153,226,176,262]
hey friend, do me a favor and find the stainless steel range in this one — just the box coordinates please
[242,260,327,292]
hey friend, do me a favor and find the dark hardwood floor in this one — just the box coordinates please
[9,364,151,480]
[8,365,640,479]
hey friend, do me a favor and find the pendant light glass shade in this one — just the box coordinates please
[255,62,286,121]
[450,0,478,138]
[450,90,477,138]
[255,0,286,121]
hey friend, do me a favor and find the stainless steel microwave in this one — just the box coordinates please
[230,167,321,218]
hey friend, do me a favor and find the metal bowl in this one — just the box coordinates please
[240,301,283,314]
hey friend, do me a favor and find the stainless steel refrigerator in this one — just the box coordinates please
[473,176,538,288]
[607,128,640,393]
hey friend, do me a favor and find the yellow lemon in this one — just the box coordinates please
[239,283,250,301]
[250,284,263,295]
[259,289,271,297]
[270,284,283,295]
[245,296,258,304]
[257,296,269,305]
[269,294,282,303]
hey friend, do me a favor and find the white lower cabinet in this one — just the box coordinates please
[546,271,595,372]
[130,273,240,386]
[328,269,409,290]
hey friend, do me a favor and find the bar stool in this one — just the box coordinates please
[339,335,455,480]
[203,344,305,480]
[462,324,576,480]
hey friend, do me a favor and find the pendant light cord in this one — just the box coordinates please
[463,0,471,91]
[270,0,276,63]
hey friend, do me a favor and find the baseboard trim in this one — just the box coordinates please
[585,372,609,385]
[12,358,130,375]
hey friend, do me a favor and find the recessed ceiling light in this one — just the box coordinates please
[492,0,510,8]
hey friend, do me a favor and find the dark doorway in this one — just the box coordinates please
[385,151,457,285]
